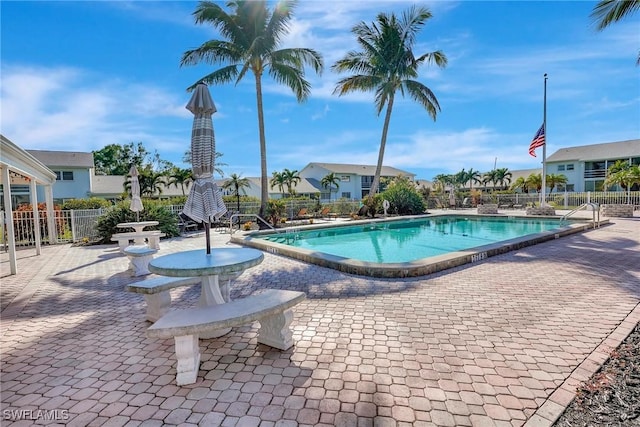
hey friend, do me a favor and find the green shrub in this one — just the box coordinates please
[95,200,179,244]
[266,199,286,226]
[380,178,426,215]
[62,198,112,210]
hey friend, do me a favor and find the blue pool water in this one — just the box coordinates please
[258,216,567,263]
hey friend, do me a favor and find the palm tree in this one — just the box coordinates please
[482,170,498,190]
[183,150,227,177]
[181,1,324,218]
[222,173,251,212]
[432,174,452,193]
[320,172,340,197]
[591,0,640,65]
[270,171,286,198]
[167,167,193,196]
[281,168,300,196]
[126,167,167,197]
[332,5,447,203]
[466,168,483,190]
[510,176,528,193]
[525,173,543,194]
[453,169,467,190]
[495,168,512,190]
[546,173,568,192]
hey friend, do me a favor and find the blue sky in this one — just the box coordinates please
[2,1,639,182]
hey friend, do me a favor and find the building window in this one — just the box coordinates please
[341,192,351,199]
[361,176,373,187]
[557,165,565,171]
[566,164,574,171]
[55,171,74,181]
[340,175,350,182]
[566,184,574,191]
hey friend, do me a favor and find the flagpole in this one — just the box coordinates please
[541,73,547,206]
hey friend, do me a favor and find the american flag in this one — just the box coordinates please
[528,124,545,157]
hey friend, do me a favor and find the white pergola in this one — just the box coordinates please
[1,135,57,275]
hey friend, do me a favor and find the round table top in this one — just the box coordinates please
[149,248,264,277]
[117,221,159,229]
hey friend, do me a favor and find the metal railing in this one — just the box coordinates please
[2,192,636,249]
[560,203,601,228]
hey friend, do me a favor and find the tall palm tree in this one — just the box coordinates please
[126,167,167,197]
[222,173,251,212]
[591,0,640,65]
[181,1,324,218]
[320,172,340,197]
[332,6,447,203]
[167,167,193,196]
[432,173,452,193]
[270,171,286,198]
[453,169,467,190]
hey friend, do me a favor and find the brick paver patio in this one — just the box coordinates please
[1,215,639,426]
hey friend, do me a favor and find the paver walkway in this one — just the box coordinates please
[1,216,639,426]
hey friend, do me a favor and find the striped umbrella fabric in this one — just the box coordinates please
[181,83,227,253]
[129,165,143,221]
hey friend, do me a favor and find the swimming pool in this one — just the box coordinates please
[234,214,596,277]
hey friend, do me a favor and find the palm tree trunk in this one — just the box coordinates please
[255,72,268,218]
[368,95,395,203]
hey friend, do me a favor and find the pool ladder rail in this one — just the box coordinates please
[559,203,601,228]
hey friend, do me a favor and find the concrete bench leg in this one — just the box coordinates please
[258,309,294,350]
[129,254,154,276]
[144,292,171,322]
[174,334,200,386]
[148,236,160,250]
[118,240,129,253]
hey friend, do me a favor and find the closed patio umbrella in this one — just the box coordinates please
[129,165,143,221]
[182,83,227,254]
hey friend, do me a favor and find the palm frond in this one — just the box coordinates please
[404,80,440,120]
[591,0,640,30]
[270,48,324,74]
[181,40,242,67]
[415,50,448,68]
[187,65,240,90]
[268,62,311,101]
[333,75,382,96]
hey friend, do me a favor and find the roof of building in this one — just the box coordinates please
[1,135,57,185]
[303,162,415,177]
[27,149,94,168]
[546,139,640,163]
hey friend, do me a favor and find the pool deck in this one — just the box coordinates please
[1,210,639,426]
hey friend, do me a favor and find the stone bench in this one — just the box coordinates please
[125,272,242,322]
[123,245,158,276]
[147,289,306,385]
[126,276,202,321]
[112,231,165,253]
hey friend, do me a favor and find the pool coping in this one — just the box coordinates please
[231,213,606,278]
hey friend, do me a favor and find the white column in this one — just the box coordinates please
[45,185,56,244]
[30,178,42,255]
[2,167,17,275]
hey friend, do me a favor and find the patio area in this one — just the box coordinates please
[1,214,639,427]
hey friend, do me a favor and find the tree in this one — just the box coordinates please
[270,171,286,198]
[320,172,340,196]
[167,167,193,196]
[525,173,543,193]
[282,168,301,196]
[93,142,150,175]
[125,166,167,197]
[222,173,251,212]
[465,168,483,189]
[181,0,324,219]
[432,174,453,193]
[591,0,640,65]
[183,150,227,177]
[332,5,447,204]
[453,169,467,190]
[495,168,512,190]
[482,169,499,190]
[546,173,568,192]
[510,176,529,193]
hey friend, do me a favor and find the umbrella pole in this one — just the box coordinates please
[205,221,211,254]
